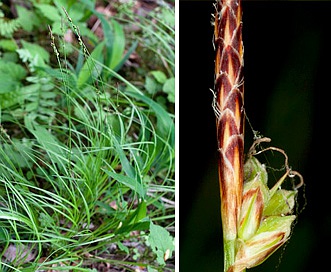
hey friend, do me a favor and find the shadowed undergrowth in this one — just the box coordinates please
[0,1,175,271]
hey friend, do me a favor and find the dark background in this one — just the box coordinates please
[180,1,331,271]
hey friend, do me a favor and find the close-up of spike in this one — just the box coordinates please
[213,0,244,270]
[213,1,305,271]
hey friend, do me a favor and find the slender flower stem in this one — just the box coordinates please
[213,0,244,271]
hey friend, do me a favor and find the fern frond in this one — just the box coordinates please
[0,18,21,38]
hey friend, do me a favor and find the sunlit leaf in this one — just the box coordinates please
[148,221,175,266]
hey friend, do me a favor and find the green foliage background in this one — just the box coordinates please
[0,0,175,270]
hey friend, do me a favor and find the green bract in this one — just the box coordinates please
[232,156,297,271]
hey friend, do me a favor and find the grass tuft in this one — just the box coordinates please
[0,2,175,270]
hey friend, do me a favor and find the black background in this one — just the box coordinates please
[180,1,331,271]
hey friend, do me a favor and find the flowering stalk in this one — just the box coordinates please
[213,0,244,270]
[213,1,303,271]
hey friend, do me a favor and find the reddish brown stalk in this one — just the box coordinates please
[213,0,244,269]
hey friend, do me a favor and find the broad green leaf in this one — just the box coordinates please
[76,0,97,14]
[0,60,26,94]
[0,74,18,94]
[78,1,136,72]
[53,20,97,43]
[0,92,20,108]
[116,218,150,234]
[113,40,138,72]
[75,22,98,44]
[34,4,62,22]
[50,21,63,35]
[117,241,129,254]
[125,200,147,225]
[151,70,167,84]
[0,39,18,51]
[0,60,26,81]
[145,76,158,94]
[115,201,150,234]
[16,5,40,32]
[77,41,105,88]
[163,77,175,103]
[108,19,125,69]
[79,0,114,54]
[1,52,18,62]
[148,221,175,265]
[53,0,86,22]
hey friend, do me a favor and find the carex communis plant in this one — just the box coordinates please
[212,1,304,271]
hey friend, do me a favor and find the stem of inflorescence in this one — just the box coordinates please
[213,0,244,270]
